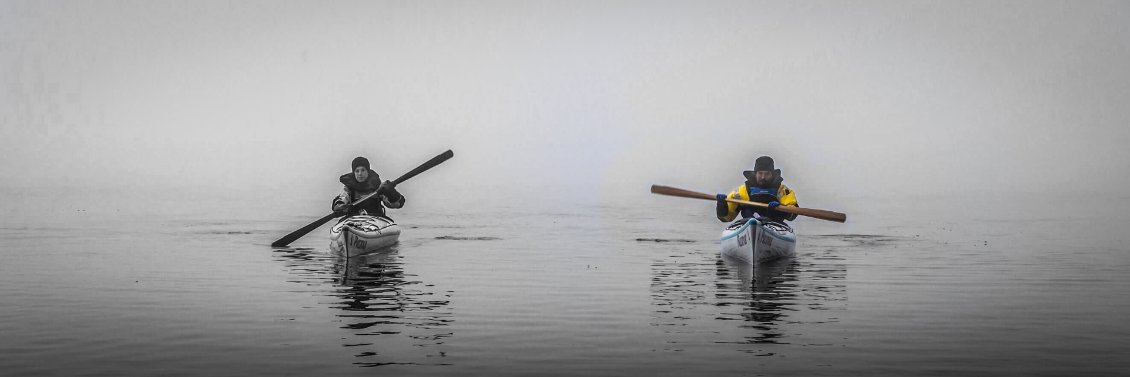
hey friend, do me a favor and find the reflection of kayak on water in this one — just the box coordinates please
[718,251,794,293]
[335,244,402,287]
[329,215,401,257]
[719,216,797,264]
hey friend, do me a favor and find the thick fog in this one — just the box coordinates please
[3,1,1129,212]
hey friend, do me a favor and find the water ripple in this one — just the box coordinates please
[650,244,848,353]
[273,247,454,368]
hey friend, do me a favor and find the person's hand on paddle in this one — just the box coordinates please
[768,201,780,208]
[716,193,728,202]
[333,203,350,213]
[380,180,404,202]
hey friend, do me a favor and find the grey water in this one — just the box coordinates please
[2,188,1129,376]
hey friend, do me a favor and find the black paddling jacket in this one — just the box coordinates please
[331,169,405,217]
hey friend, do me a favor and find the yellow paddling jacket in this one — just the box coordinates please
[718,182,798,222]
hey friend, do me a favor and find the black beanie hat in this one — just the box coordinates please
[753,156,774,172]
[351,156,370,171]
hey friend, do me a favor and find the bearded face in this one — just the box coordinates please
[753,170,774,187]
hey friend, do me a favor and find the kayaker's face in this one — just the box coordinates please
[754,170,774,186]
[353,166,369,182]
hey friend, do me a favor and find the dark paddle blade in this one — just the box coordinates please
[271,212,339,247]
[271,149,455,247]
[390,149,454,186]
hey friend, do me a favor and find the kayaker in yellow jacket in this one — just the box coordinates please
[716,156,798,223]
[332,156,405,218]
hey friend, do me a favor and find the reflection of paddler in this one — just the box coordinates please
[338,246,401,286]
[717,253,794,294]
[715,255,796,340]
[328,246,452,366]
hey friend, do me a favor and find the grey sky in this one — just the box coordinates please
[2,1,1128,208]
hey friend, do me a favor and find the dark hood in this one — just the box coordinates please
[339,169,381,193]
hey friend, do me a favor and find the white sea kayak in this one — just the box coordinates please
[719,216,796,263]
[329,215,401,257]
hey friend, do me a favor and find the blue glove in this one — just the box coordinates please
[768,201,780,208]
[716,193,728,201]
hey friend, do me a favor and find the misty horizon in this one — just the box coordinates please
[3,1,1129,209]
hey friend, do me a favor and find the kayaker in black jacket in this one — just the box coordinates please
[716,156,799,223]
[331,156,405,218]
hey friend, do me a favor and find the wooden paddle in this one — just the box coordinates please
[271,149,454,247]
[650,184,847,223]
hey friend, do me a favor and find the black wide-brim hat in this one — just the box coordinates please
[742,156,775,179]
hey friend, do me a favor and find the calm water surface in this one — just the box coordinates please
[1,190,1128,376]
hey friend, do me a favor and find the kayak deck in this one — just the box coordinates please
[719,216,797,263]
[329,215,401,257]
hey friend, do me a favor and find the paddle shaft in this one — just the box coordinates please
[650,184,847,223]
[271,150,454,247]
